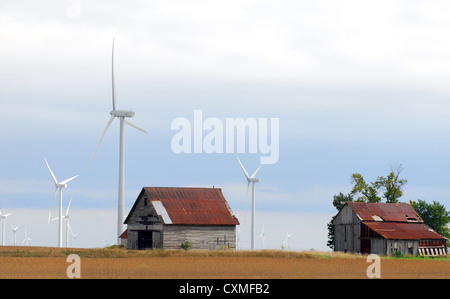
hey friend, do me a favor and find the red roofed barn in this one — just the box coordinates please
[333,202,447,256]
[123,187,239,250]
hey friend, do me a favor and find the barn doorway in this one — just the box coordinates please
[361,239,371,254]
[138,230,153,249]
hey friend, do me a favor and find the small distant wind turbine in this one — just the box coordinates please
[237,156,263,250]
[11,224,20,246]
[259,225,265,250]
[22,229,31,246]
[44,157,78,248]
[89,38,148,245]
[286,233,292,251]
[0,211,13,246]
[70,230,79,248]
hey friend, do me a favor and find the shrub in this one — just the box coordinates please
[181,240,192,250]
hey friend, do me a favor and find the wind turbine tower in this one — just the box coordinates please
[90,38,148,245]
[52,196,74,248]
[0,211,13,246]
[237,156,263,250]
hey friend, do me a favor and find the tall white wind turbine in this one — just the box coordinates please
[44,157,78,248]
[0,211,13,246]
[237,156,263,250]
[11,224,20,246]
[89,38,148,245]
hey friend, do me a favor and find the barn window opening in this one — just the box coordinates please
[372,215,383,221]
[144,198,148,206]
[405,215,418,222]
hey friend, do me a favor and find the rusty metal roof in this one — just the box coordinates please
[363,222,445,240]
[142,187,239,226]
[347,202,423,222]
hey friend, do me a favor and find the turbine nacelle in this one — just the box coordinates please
[248,178,260,183]
[110,110,135,118]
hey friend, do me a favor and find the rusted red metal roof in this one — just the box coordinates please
[119,229,127,239]
[363,222,445,240]
[142,187,239,226]
[347,202,423,222]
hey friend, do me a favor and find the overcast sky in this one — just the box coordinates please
[1,0,450,250]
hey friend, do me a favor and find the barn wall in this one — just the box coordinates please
[333,205,361,253]
[386,240,418,256]
[370,238,387,255]
[163,225,236,250]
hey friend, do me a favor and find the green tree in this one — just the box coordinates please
[373,164,407,203]
[350,173,381,202]
[410,199,450,239]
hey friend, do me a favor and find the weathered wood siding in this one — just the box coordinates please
[386,240,418,256]
[163,225,236,250]
[333,204,361,253]
[125,191,163,250]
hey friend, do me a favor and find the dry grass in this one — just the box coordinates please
[0,246,448,279]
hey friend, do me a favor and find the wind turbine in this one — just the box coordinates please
[11,224,20,246]
[70,230,79,248]
[44,157,78,248]
[89,38,148,245]
[0,211,13,246]
[52,196,74,248]
[259,225,265,250]
[286,233,292,251]
[22,229,31,246]
[237,156,263,250]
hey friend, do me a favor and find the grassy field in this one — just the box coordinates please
[0,246,448,279]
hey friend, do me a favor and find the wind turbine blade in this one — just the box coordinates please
[236,156,250,179]
[60,175,79,185]
[44,157,58,185]
[111,37,117,112]
[250,164,263,178]
[66,196,73,216]
[68,221,73,235]
[3,213,13,218]
[124,119,148,133]
[89,115,115,169]
[48,188,58,224]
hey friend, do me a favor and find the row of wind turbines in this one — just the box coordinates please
[0,211,53,247]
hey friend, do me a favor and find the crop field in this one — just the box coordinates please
[0,246,448,279]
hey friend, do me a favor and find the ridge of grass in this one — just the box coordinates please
[0,246,447,260]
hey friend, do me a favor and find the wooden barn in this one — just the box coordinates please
[122,187,240,250]
[333,202,447,256]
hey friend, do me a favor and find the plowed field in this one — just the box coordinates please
[0,246,448,279]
